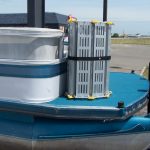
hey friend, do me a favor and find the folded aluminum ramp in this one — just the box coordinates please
[67,21,111,99]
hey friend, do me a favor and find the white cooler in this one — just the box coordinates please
[0,27,66,103]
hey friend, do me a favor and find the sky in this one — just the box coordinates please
[0,0,149,35]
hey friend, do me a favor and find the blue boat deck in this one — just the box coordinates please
[0,72,149,120]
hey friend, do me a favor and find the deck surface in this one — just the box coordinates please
[49,72,148,108]
[0,72,149,120]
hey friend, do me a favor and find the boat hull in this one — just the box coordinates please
[0,132,150,150]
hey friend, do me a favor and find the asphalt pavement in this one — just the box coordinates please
[110,44,150,73]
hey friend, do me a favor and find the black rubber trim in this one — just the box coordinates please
[68,56,111,61]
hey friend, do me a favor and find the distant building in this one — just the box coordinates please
[0,12,68,32]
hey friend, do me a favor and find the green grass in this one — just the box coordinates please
[112,38,150,45]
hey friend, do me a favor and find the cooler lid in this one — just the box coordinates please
[0,27,63,37]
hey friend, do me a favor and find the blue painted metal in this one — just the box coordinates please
[33,116,150,139]
[0,62,67,78]
[51,73,149,107]
[0,112,34,123]
[0,114,33,139]
[0,72,148,120]
[0,112,150,140]
[0,71,149,150]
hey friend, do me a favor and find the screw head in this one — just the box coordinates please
[118,101,125,108]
